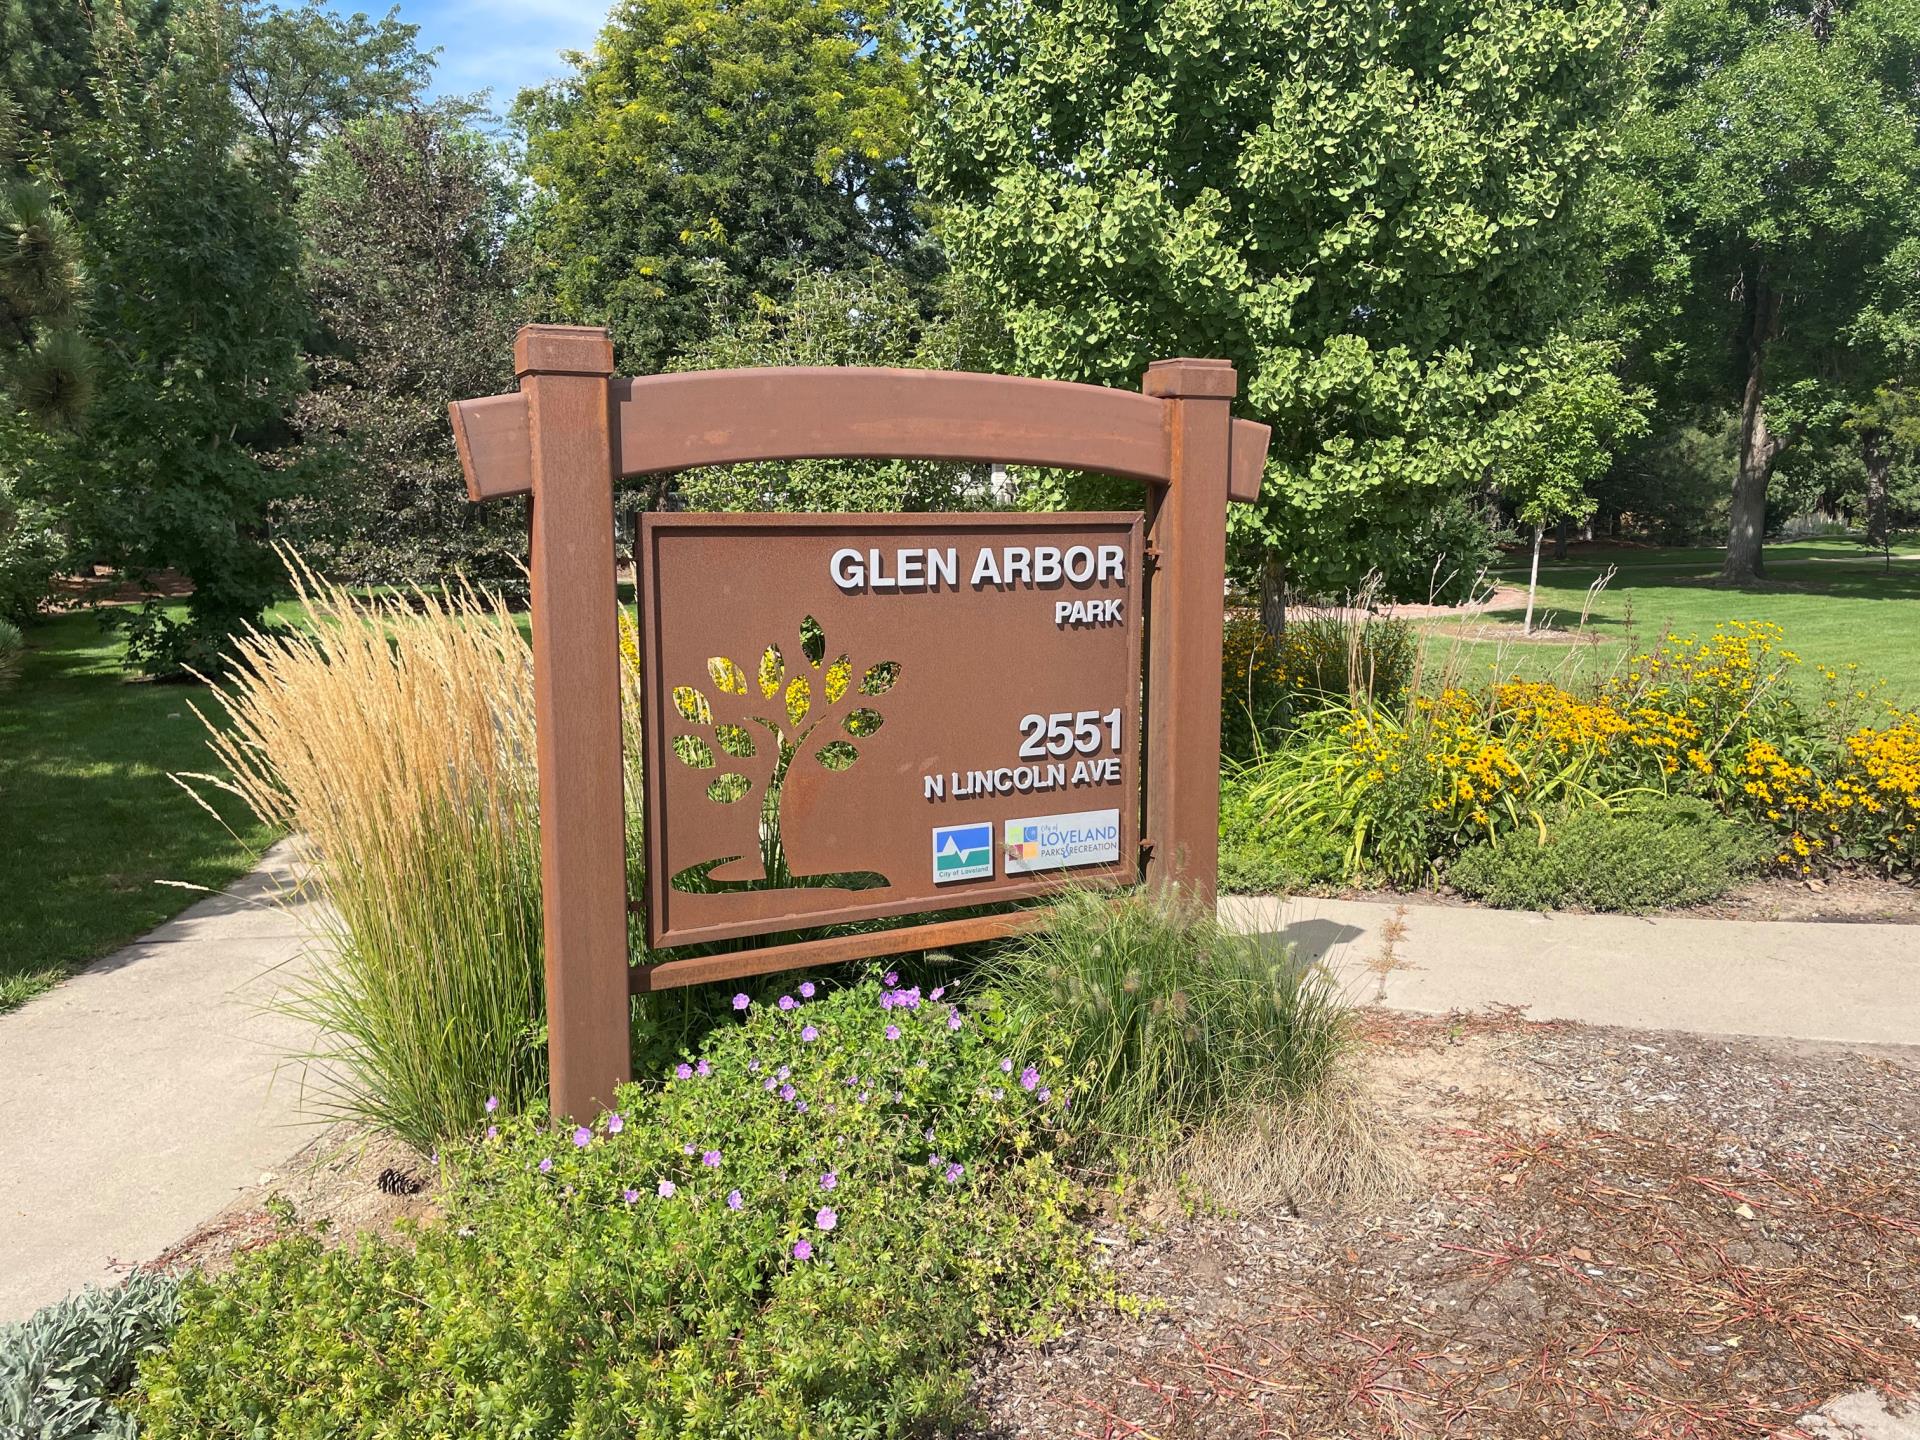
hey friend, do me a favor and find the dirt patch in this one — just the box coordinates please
[971,1011,1920,1439]
[152,1121,437,1279]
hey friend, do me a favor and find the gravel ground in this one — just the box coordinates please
[970,1010,1920,1439]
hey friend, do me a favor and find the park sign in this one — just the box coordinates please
[637,513,1144,949]
[451,326,1270,1121]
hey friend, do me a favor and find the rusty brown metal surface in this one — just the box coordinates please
[1140,359,1235,905]
[449,370,1273,503]
[637,512,1145,951]
[518,327,633,1122]
[627,909,1045,993]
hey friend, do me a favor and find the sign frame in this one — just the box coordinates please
[451,326,1271,1121]
[635,511,1146,950]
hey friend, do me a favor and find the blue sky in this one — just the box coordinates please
[338,0,611,112]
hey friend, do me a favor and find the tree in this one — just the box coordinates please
[912,0,1630,624]
[64,0,308,675]
[290,107,530,587]
[231,1,434,183]
[514,0,925,376]
[1490,338,1648,632]
[667,266,1004,514]
[1601,0,1920,583]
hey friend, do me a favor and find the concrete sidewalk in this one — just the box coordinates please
[0,843,325,1323]
[1222,894,1920,1047]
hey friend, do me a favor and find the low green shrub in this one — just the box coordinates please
[1219,773,1347,893]
[1,1271,180,1440]
[985,889,1351,1155]
[1447,799,1771,912]
[134,973,1091,1440]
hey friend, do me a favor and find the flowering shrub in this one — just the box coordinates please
[134,974,1092,1439]
[1236,622,1919,886]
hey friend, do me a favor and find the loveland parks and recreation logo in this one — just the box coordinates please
[1003,809,1122,874]
[931,822,994,883]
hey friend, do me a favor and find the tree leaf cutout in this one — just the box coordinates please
[845,707,884,738]
[800,615,825,668]
[714,723,755,758]
[708,656,747,695]
[758,646,783,699]
[707,773,750,803]
[785,676,810,725]
[672,734,715,769]
[817,740,859,771]
[671,685,712,725]
[822,655,851,704]
[859,661,900,697]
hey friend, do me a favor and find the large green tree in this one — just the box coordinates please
[514,0,925,376]
[66,0,309,674]
[913,0,1630,615]
[291,106,530,587]
[1601,0,1920,582]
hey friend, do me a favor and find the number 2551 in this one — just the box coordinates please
[1017,708,1122,758]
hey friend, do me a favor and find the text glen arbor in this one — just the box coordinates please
[829,543,1127,627]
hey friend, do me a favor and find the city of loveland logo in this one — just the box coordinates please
[931,822,994,883]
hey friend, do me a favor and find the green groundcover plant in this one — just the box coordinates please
[1447,798,1772,913]
[1,1271,180,1440]
[134,971,1093,1439]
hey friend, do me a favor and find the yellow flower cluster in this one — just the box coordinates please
[1747,715,1920,873]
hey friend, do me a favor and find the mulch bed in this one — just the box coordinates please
[972,1011,1920,1438]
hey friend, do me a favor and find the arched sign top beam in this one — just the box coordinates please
[451,362,1268,504]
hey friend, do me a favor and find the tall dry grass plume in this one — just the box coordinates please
[183,555,547,1150]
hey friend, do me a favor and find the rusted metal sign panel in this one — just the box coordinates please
[637,512,1144,949]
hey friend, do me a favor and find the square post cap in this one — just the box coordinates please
[1142,358,1237,399]
[516,324,616,379]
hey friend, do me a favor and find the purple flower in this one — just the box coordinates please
[702,1149,722,1168]
[947,1010,962,1032]
[538,1158,553,1173]
[991,1087,1005,1101]
[800,981,816,998]
[898,986,922,1009]
[928,1153,943,1168]
[675,1063,692,1081]
[1020,1065,1040,1092]
[924,1127,936,1143]
[763,1077,777,1092]
[485,1095,499,1114]
[1037,1088,1052,1104]
[780,1084,796,1102]
[795,1100,809,1114]
[879,991,896,1011]
[573,1126,592,1148]
[776,1066,791,1082]
[884,1025,900,1041]
[623,1187,640,1204]
[857,1090,870,1103]
[816,1206,838,1231]
[732,992,750,1011]
[793,1239,814,1261]
[485,1125,498,1141]
[683,1143,696,1156]
[726,1188,744,1211]
[944,1162,964,1184]
[801,1025,818,1043]
[1000,1057,1013,1074]
[696,1059,712,1077]
[607,1112,624,1135]
[931,986,946,1001]
[884,971,899,987]
[778,995,796,1011]
[657,1179,677,1199]
[819,1170,837,1191]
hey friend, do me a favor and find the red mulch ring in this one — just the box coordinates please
[972,1012,1920,1438]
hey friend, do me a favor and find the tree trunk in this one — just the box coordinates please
[1552,516,1571,561]
[1258,553,1287,638]
[1862,426,1892,558]
[1722,270,1784,585]
[1524,522,1544,635]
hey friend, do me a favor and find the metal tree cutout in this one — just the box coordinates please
[667,614,900,894]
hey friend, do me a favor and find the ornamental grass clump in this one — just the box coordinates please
[987,888,1353,1160]
[134,975,1091,1439]
[185,558,546,1149]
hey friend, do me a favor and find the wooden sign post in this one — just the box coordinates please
[452,326,1270,1122]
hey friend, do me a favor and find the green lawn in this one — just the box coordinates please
[1435,536,1920,703]
[0,610,277,1011]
